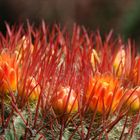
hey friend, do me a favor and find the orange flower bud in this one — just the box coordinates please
[131,57,140,85]
[0,50,17,94]
[86,74,123,113]
[52,86,78,115]
[124,88,140,113]
[18,77,41,101]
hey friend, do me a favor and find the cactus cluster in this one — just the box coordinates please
[0,23,140,140]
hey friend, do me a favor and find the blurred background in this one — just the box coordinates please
[0,0,140,48]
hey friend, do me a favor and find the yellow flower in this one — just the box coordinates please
[113,49,125,76]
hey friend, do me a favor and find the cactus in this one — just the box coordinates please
[0,23,140,140]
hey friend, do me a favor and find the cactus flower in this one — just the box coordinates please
[0,50,17,94]
[86,74,123,113]
[52,86,78,115]
[18,77,41,101]
[124,88,140,113]
[113,49,125,76]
